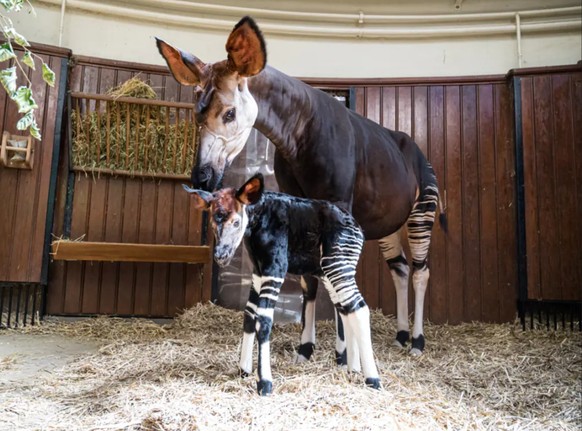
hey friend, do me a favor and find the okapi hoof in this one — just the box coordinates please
[239,368,251,378]
[410,335,425,356]
[392,330,410,348]
[296,342,315,363]
[365,377,381,390]
[257,379,273,396]
[335,349,347,366]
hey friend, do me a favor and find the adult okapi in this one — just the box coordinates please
[156,16,446,358]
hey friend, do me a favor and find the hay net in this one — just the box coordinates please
[71,77,198,177]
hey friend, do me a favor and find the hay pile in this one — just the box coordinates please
[71,77,197,176]
[1,303,581,430]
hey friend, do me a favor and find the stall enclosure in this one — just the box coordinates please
[0,44,579,326]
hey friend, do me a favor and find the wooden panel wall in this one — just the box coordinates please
[47,57,211,317]
[350,79,517,323]
[518,66,582,302]
[0,44,70,283]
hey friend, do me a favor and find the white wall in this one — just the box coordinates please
[8,1,582,78]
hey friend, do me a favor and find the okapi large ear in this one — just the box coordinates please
[182,184,213,210]
[225,16,267,77]
[156,38,205,86]
[235,173,264,205]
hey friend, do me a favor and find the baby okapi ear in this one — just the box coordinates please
[156,38,205,86]
[182,184,213,210]
[225,16,267,77]
[235,173,264,205]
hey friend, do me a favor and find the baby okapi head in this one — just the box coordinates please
[183,173,264,267]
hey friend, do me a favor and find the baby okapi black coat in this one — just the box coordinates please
[184,173,380,395]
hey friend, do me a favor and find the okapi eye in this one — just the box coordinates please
[223,108,236,123]
[232,219,240,228]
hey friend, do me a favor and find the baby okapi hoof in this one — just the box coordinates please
[392,330,410,348]
[296,342,315,362]
[239,368,251,378]
[335,349,347,366]
[410,335,425,356]
[257,379,273,396]
[365,377,381,390]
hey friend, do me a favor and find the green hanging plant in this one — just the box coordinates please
[1,0,55,141]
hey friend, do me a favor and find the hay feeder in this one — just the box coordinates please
[1,131,34,169]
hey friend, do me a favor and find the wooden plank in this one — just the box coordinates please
[572,73,582,301]
[168,182,189,313]
[397,86,412,136]
[477,84,500,322]
[460,85,481,321]
[494,83,518,322]
[444,85,463,324]
[520,78,541,300]
[117,178,141,315]
[69,92,194,109]
[427,85,447,324]
[151,181,175,316]
[51,241,210,263]
[26,55,60,281]
[100,178,124,314]
[134,177,156,315]
[532,75,560,301]
[552,74,578,301]
[413,86,428,156]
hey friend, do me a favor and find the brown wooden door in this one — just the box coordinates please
[515,65,582,303]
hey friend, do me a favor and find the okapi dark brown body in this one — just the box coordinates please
[156,16,445,357]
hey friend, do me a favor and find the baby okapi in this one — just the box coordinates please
[183,173,380,395]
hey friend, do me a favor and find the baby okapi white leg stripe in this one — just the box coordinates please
[347,307,379,379]
[251,274,261,293]
[260,276,285,285]
[240,331,255,374]
[258,340,272,381]
[256,307,275,320]
[301,300,316,345]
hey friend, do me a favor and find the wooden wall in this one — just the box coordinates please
[0,43,70,284]
[47,57,211,317]
[516,65,582,302]
[348,78,517,323]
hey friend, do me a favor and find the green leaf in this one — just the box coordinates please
[21,51,35,69]
[16,110,33,130]
[41,62,55,87]
[11,86,38,113]
[6,28,30,47]
[0,42,16,62]
[0,0,25,12]
[29,121,41,140]
[0,66,17,93]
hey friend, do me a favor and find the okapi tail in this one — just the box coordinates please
[438,189,448,234]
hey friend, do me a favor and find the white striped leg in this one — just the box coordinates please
[297,276,317,363]
[335,308,347,365]
[379,231,411,348]
[407,180,438,356]
[239,273,260,376]
[341,311,361,373]
[255,275,284,396]
[345,306,379,384]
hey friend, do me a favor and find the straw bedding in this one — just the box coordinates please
[1,303,580,430]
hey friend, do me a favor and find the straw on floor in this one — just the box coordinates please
[1,302,580,431]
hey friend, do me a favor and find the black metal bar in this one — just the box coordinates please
[512,76,529,328]
[23,284,30,327]
[42,56,70,285]
[0,285,4,328]
[31,284,38,325]
[6,286,13,328]
[14,285,22,327]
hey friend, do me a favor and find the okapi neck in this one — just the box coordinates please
[248,66,315,160]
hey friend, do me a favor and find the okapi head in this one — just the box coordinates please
[183,173,264,266]
[157,16,266,191]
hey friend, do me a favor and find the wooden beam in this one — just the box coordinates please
[51,240,211,264]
